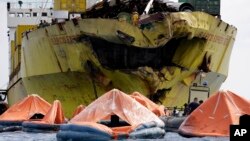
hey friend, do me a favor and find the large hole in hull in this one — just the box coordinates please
[89,37,185,70]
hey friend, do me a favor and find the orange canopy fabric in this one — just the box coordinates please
[70,89,164,133]
[39,100,65,124]
[179,90,250,137]
[0,94,51,121]
[72,105,85,118]
[130,92,166,116]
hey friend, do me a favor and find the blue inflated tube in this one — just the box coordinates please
[160,116,186,132]
[0,126,22,132]
[133,121,158,131]
[0,120,23,132]
[57,130,111,141]
[0,120,22,126]
[57,124,112,141]
[22,122,60,133]
[129,127,165,139]
[129,121,166,139]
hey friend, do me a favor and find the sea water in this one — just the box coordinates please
[0,132,228,141]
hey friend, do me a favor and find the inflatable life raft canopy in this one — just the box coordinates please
[179,90,250,137]
[22,100,66,133]
[130,92,166,116]
[57,89,165,140]
[0,94,51,126]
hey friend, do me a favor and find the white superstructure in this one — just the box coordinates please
[7,1,53,41]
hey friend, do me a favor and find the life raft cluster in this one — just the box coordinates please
[0,89,169,140]
[0,89,248,140]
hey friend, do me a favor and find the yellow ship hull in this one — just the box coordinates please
[7,12,237,117]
